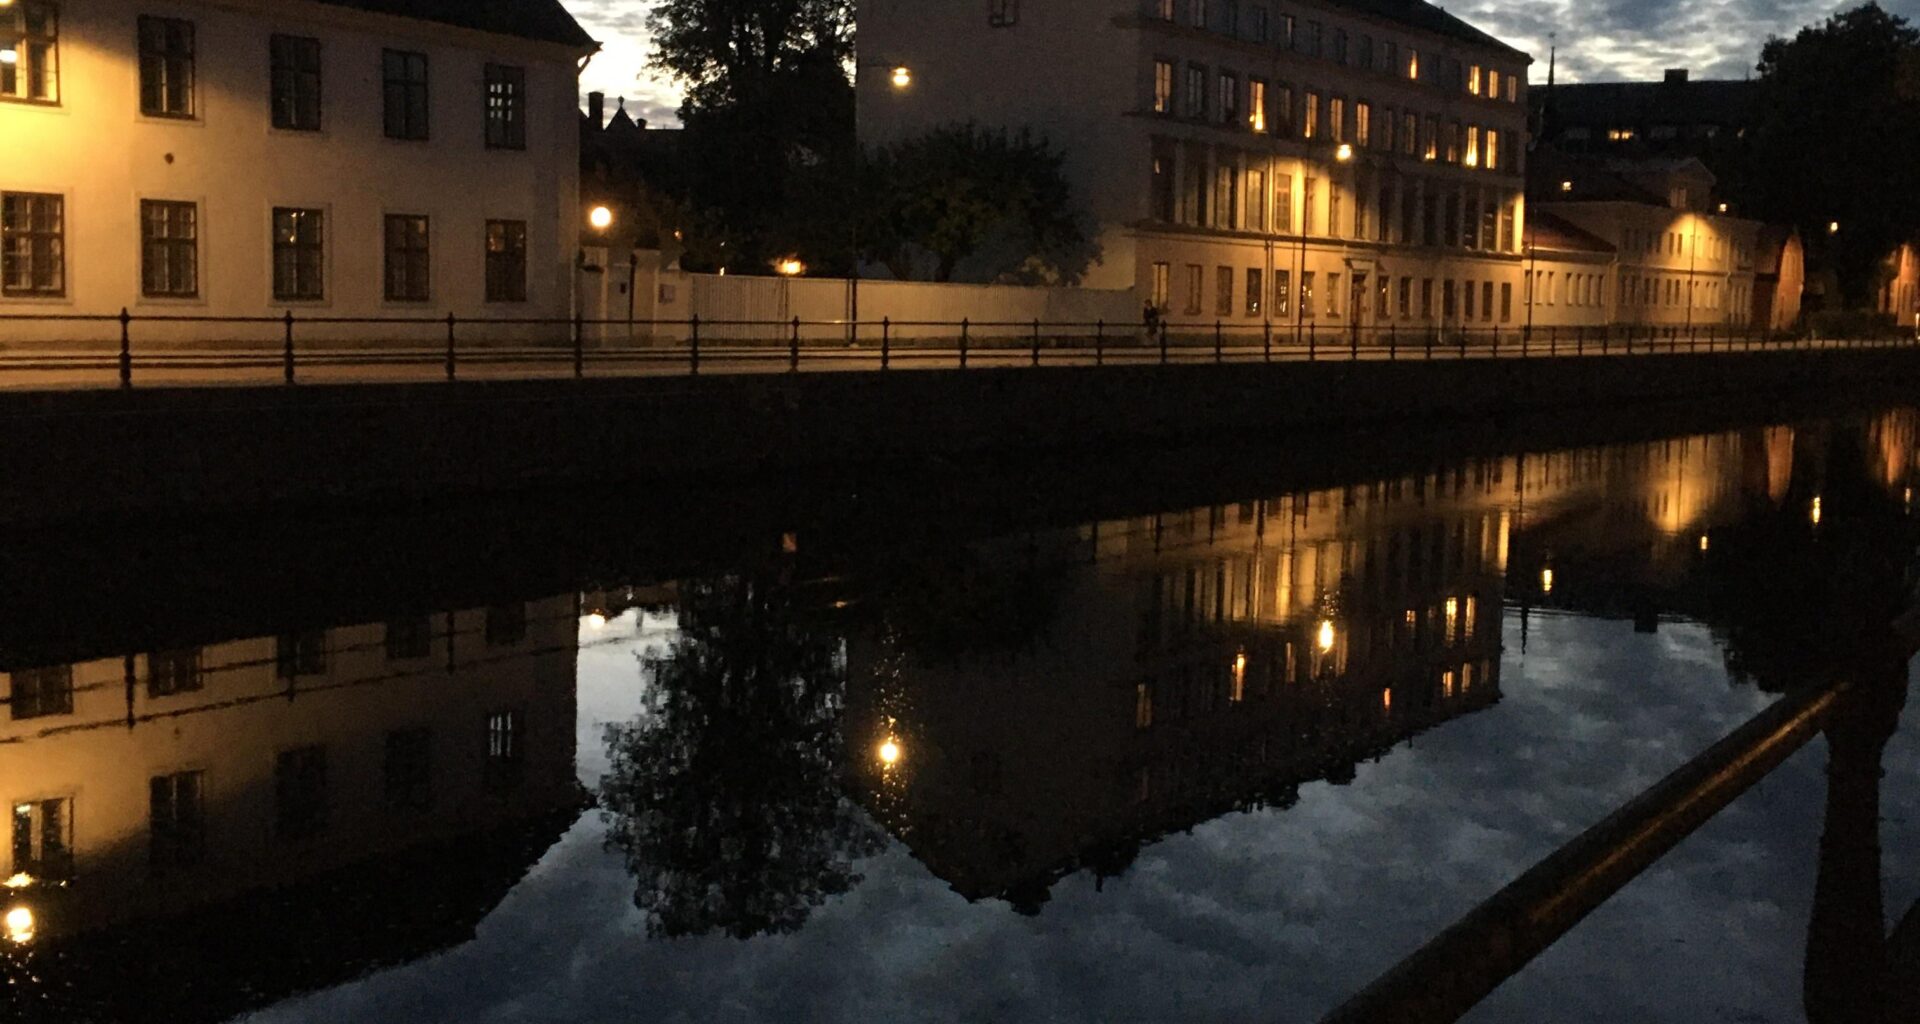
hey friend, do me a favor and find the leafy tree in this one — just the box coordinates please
[863,124,1099,284]
[647,0,853,110]
[599,572,883,939]
[1746,3,1920,308]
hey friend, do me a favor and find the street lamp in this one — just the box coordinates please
[587,205,613,231]
[1829,221,1841,235]
[775,257,805,277]
[890,65,913,89]
[1335,143,1353,163]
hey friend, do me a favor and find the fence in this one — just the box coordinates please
[0,309,1913,389]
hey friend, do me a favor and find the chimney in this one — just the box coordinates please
[588,91,605,128]
[1663,68,1688,85]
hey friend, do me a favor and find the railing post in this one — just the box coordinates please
[1032,318,1042,367]
[1095,319,1105,366]
[790,315,802,373]
[882,317,891,370]
[1350,323,1358,361]
[1215,320,1224,364]
[1309,322,1317,361]
[959,318,969,368]
[1576,326,1584,357]
[572,309,584,379]
[1159,321,1168,364]
[1688,324,1697,352]
[444,311,456,382]
[1625,328,1633,355]
[1549,325,1557,356]
[1493,328,1501,360]
[283,309,297,385]
[1263,321,1273,362]
[689,314,701,376]
[117,307,132,388]
[1425,326,1434,360]
[1388,324,1396,360]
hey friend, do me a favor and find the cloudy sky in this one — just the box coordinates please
[560,0,1915,126]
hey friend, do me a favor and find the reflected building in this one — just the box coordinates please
[0,595,582,1022]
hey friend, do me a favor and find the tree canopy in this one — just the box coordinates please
[1747,3,1920,308]
[647,0,854,111]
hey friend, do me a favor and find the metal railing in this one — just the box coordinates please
[0,309,1913,389]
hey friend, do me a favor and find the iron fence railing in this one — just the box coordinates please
[0,309,1913,389]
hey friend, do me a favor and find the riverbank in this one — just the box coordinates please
[3,346,1917,527]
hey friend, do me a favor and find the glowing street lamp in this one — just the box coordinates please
[877,736,902,766]
[1559,179,1573,193]
[1334,143,1354,163]
[890,65,913,89]
[1316,619,1337,653]
[775,257,806,277]
[1828,221,1841,235]
[587,205,613,231]
[4,905,33,946]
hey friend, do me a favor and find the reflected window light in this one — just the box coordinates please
[1316,619,1337,653]
[1698,534,1710,552]
[1540,567,1555,594]
[1444,596,1459,641]
[1811,496,1823,525]
[1463,596,1477,637]
[878,737,902,766]
[1230,651,1247,702]
[2,873,31,889]
[1381,688,1393,710]
[4,905,33,945]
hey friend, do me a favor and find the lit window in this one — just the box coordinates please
[11,798,71,880]
[1248,78,1266,132]
[1151,261,1170,309]
[1406,48,1419,80]
[1153,60,1172,114]
[140,199,198,298]
[271,207,325,301]
[484,63,526,149]
[0,1,60,104]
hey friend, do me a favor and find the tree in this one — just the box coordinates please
[647,0,853,111]
[599,572,884,939]
[1746,4,1920,309]
[863,125,1099,284]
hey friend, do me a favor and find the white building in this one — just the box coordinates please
[858,0,1533,337]
[0,0,596,335]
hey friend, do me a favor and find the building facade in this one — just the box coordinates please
[0,0,595,337]
[858,0,1535,336]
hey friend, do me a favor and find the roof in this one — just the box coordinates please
[1540,78,1758,129]
[1528,210,1615,255]
[1325,0,1531,62]
[316,0,597,48]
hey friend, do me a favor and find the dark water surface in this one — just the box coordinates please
[5,404,1920,1023]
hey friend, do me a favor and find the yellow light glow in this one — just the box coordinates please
[1,873,31,889]
[0,49,15,66]
[585,612,608,630]
[1381,689,1393,710]
[1829,221,1840,235]
[1698,534,1710,552]
[1316,619,1337,653]
[1559,180,1572,193]
[890,65,913,89]
[878,738,902,766]
[1717,203,1729,214]
[1811,496,1823,525]
[775,257,806,277]
[1541,567,1555,594]
[1335,143,1354,163]
[4,905,33,945]
[588,206,614,230]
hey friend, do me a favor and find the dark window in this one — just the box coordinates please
[11,797,71,879]
[988,0,1018,26]
[140,199,198,297]
[384,727,433,812]
[269,34,321,131]
[1,191,63,296]
[484,709,524,790]
[137,16,194,118]
[271,207,324,300]
[382,49,428,140]
[149,770,205,870]
[485,603,527,646]
[275,629,327,678]
[8,664,71,719]
[484,63,525,149]
[384,615,432,660]
[147,648,202,697]
[274,746,328,840]
[0,1,60,103]
[1150,138,1175,221]
[485,219,527,302]
[383,214,429,302]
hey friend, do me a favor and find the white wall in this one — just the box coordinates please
[0,0,587,345]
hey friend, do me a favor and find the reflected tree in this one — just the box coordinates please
[600,573,884,939]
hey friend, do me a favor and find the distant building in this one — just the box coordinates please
[858,0,1537,334]
[0,0,597,329]
[1532,68,1757,164]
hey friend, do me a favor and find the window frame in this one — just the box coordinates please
[140,198,199,299]
[0,1,60,105]
[485,219,528,303]
[381,48,430,141]
[1,190,65,298]
[269,33,322,132]
[136,14,196,119]
[484,62,526,150]
[383,213,431,303]
[271,206,326,302]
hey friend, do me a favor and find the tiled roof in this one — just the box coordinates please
[317,0,597,48]
[1326,0,1530,62]
[1528,210,1615,254]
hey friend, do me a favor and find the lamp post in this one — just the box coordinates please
[849,60,915,344]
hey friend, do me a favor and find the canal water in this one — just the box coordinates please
[5,406,1920,1023]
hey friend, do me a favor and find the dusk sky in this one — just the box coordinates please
[561,0,1916,127]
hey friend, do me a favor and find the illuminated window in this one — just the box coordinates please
[485,219,528,302]
[485,709,525,790]
[383,214,430,302]
[7,664,71,719]
[275,746,328,841]
[1301,270,1315,317]
[1274,269,1291,317]
[1249,77,1267,132]
[1355,101,1370,146]
[272,207,325,301]
[1325,271,1341,316]
[988,0,1019,27]
[484,63,526,149]
[1246,268,1263,316]
[146,647,202,697]
[270,34,322,131]
[137,16,195,118]
[11,798,71,880]
[383,728,434,812]
[1484,128,1499,171]
[1275,172,1292,231]
[382,48,430,140]
[149,771,204,871]
[1465,125,1479,167]
[1607,127,1636,142]
[141,199,198,298]
[1468,64,1482,95]
[1151,261,1170,308]
[1406,48,1419,80]
[1214,163,1236,227]
[1,191,64,297]
[1303,90,1319,138]
[1329,96,1345,141]
[1153,60,1173,114]
[0,1,59,103]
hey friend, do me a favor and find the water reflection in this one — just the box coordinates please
[2,409,1919,1021]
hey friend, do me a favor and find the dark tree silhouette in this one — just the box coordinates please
[600,573,884,939]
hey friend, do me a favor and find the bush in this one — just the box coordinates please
[1804,308,1900,339]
